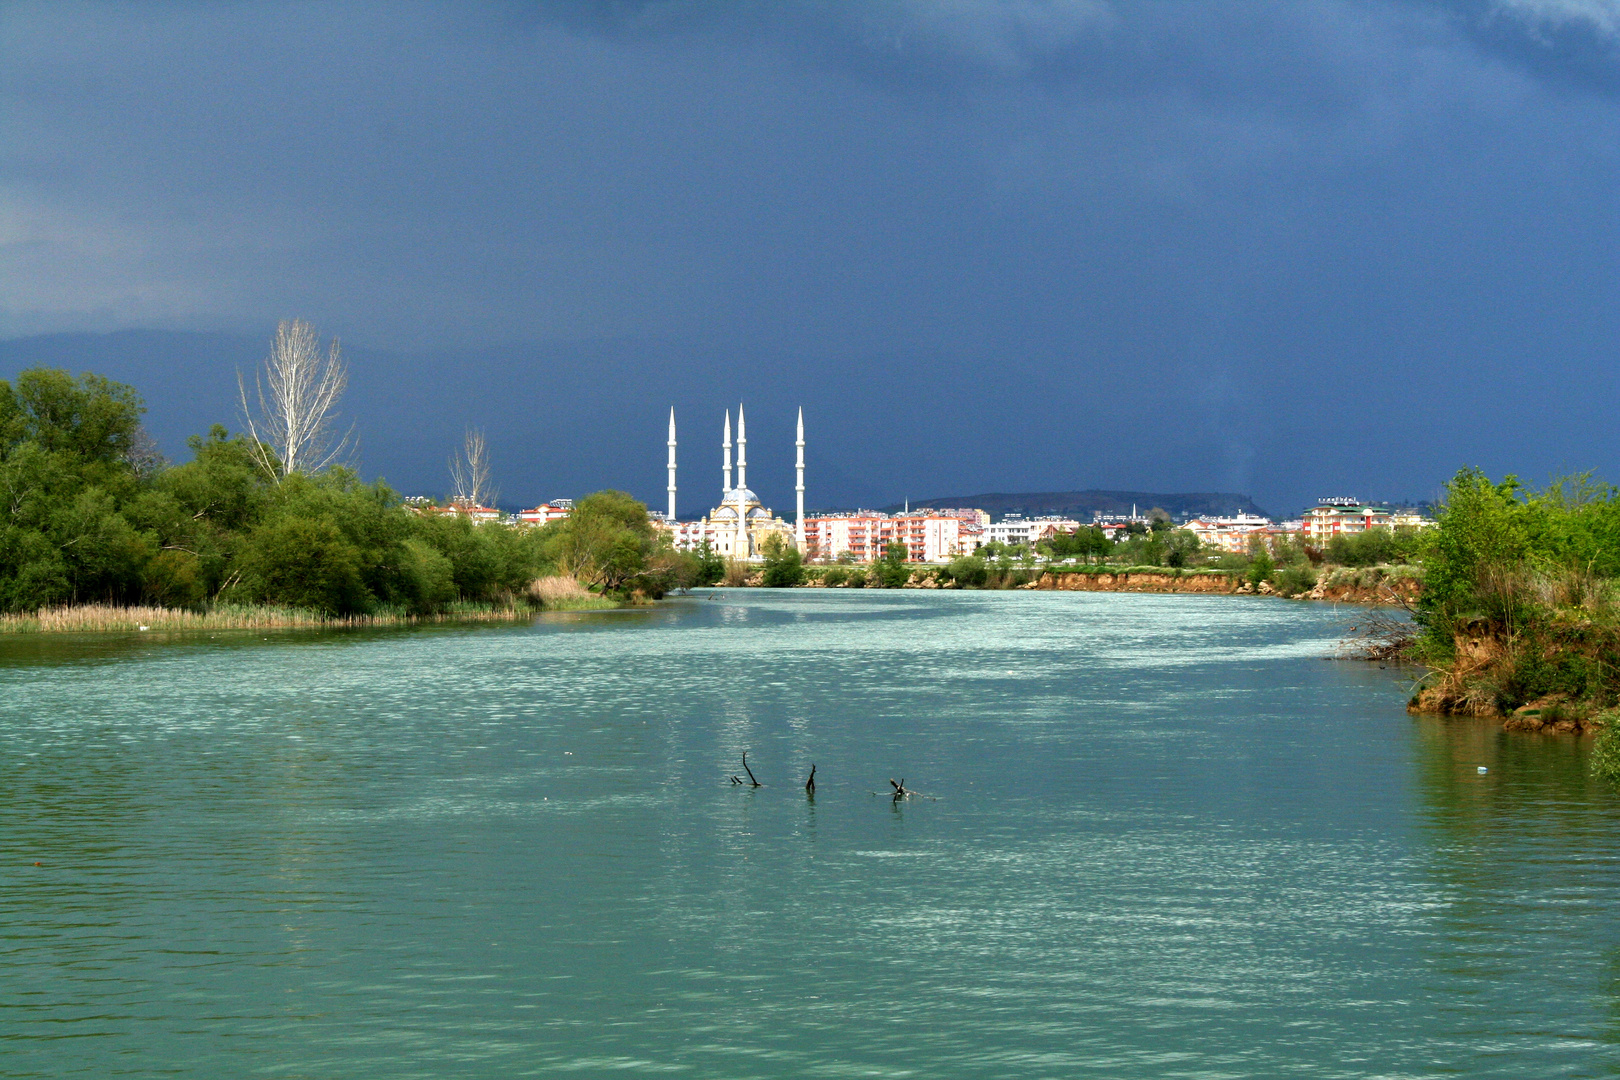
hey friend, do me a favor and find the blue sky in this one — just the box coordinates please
[1,1,1616,514]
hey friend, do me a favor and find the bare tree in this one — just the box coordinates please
[449,426,498,509]
[238,318,354,478]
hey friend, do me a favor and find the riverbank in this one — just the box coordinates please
[0,590,617,635]
[772,562,1421,605]
[1406,613,1618,734]
[1033,564,1419,604]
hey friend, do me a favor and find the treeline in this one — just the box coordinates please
[942,517,1425,597]
[0,368,699,616]
[1410,468,1620,738]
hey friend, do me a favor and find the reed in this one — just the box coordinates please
[528,575,615,611]
[0,601,552,635]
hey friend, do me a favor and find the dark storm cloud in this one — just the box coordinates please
[1,1,1616,513]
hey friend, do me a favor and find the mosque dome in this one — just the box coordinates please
[728,487,759,504]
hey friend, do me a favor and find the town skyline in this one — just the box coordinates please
[4,3,1615,520]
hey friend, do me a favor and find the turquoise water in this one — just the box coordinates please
[3,590,1618,1078]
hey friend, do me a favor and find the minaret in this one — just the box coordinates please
[795,407,805,550]
[736,403,747,492]
[666,407,677,522]
[723,410,733,495]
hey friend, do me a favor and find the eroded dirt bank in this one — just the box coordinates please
[1035,570,1417,605]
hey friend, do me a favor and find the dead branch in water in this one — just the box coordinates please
[1336,611,1417,663]
[730,750,763,787]
[805,764,816,795]
[878,778,936,801]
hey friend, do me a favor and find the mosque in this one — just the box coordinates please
[661,405,804,560]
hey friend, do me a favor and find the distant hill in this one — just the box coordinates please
[877,490,1269,521]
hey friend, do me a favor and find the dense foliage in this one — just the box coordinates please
[759,534,805,587]
[0,368,694,616]
[1413,468,1620,716]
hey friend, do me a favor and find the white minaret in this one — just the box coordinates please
[723,410,733,495]
[736,403,747,492]
[795,406,805,550]
[666,407,677,522]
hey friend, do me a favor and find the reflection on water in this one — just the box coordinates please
[2,591,1618,1078]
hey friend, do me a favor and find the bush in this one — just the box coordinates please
[1592,713,1620,784]
[873,556,911,589]
[1273,563,1317,598]
[760,534,805,587]
[1324,528,1420,568]
[822,566,849,587]
[239,516,369,616]
[1247,549,1274,590]
[397,538,457,614]
[691,540,724,586]
[945,554,988,587]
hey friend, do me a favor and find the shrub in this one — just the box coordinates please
[760,534,805,587]
[238,516,369,616]
[822,566,849,587]
[945,554,988,587]
[873,557,911,589]
[1592,713,1620,784]
[1247,550,1274,590]
[1273,563,1317,598]
[397,538,457,615]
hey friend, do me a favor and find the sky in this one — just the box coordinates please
[1,0,1617,516]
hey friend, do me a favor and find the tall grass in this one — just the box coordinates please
[0,589,617,636]
[528,575,618,611]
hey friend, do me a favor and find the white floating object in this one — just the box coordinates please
[1477,766,1488,774]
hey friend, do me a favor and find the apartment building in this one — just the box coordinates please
[804,511,965,563]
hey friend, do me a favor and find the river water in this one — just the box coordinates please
[2,590,1617,1078]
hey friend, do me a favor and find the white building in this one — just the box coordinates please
[1182,512,1273,553]
[978,516,1083,549]
[659,404,797,561]
[517,499,573,526]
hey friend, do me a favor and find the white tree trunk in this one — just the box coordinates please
[449,426,497,509]
[238,318,353,478]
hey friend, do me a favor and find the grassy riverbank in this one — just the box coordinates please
[1406,469,1620,738]
[0,577,619,635]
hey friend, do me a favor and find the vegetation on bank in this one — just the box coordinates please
[0,367,702,631]
[763,515,1426,598]
[1407,469,1620,735]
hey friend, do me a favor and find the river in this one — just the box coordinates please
[2,590,1617,1078]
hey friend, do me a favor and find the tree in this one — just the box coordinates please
[944,554,988,587]
[238,318,353,479]
[692,539,725,586]
[0,368,145,465]
[760,533,804,587]
[237,515,368,615]
[449,426,497,509]
[540,490,662,594]
[874,541,912,588]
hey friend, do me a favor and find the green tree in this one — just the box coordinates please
[760,533,805,587]
[396,538,457,614]
[0,368,145,466]
[873,541,911,588]
[1247,548,1274,589]
[944,554,988,587]
[0,369,151,610]
[691,539,725,586]
[238,515,368,615]
[539,490,665,595]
